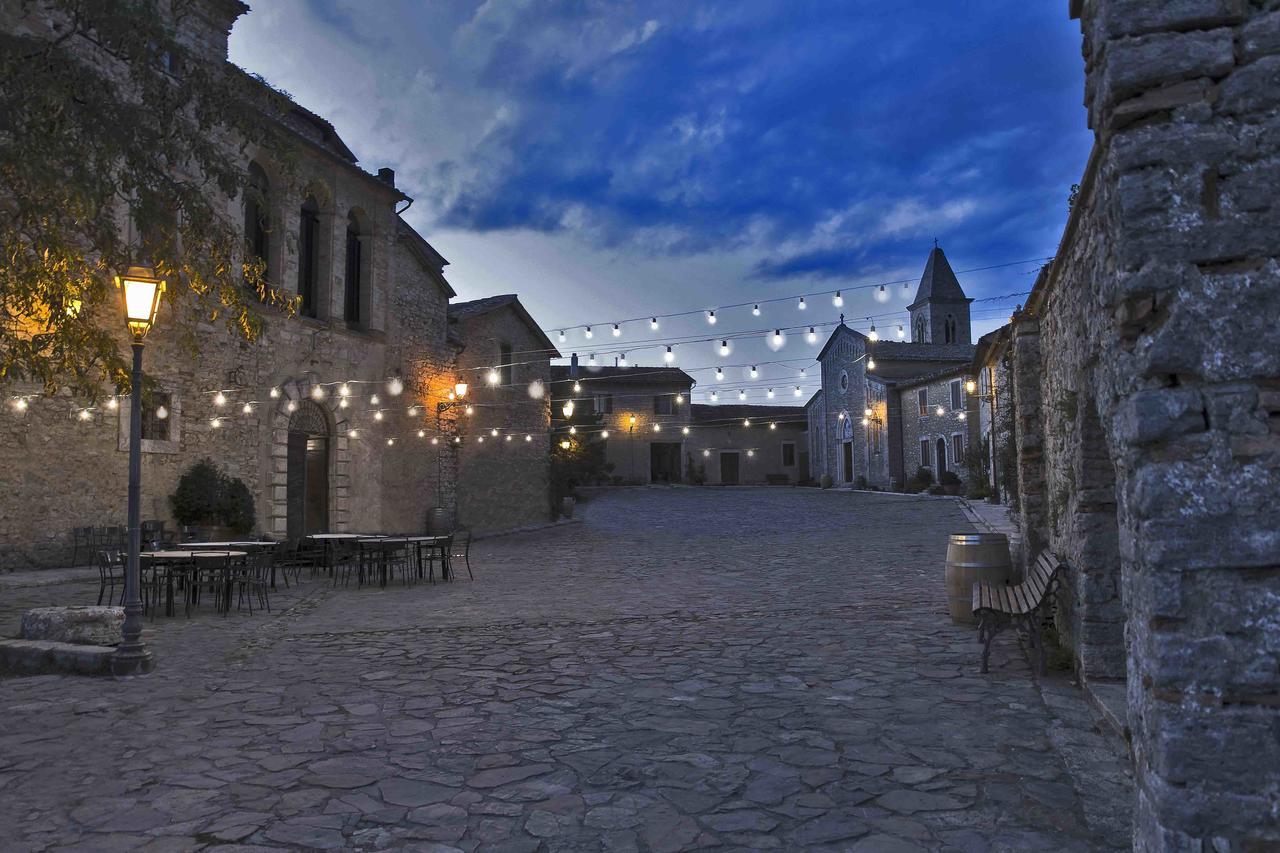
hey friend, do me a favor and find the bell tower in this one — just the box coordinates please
[908,245,972,345]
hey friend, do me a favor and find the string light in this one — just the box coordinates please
[798,296,806,310]
[653,424,661,432]
[738,390,746,401]
[769,422,777,430]
[213,391,227,407]
[386,437,395,446]
[455,436,462,444]
[370,394,380,405]
[418,429,426,438]
[868,358,877,370]
[749,366,758,379]
[387,377,404,396]
[490,428,499,437]
[897,325,905,339]
[269,387,280,399]
[703,449,710,457]
[560,439,571,449]
[573,380,582,393]
[601,430,609,439]
[716,368,724,381]
[558,331,566,343]
[868,322,879,342]
[719,340,730,357]
[588,354,597,366]
[710,391,719,402]
[569,426,577,435]
[242,403,253,414]
[585,326,593,339]
[339,383,351,397]
[431,437,439,445]
[465,405,473,415]
[209,416,220,428]
[350,428,359,438]
[834,291,843,307]
[772,329,783,347]
[285,400,297,413]
[619,353,628,367]
[876,283,890,303]
[487,369,500,385]
[612,323,621,337]
[767,388,775,399]
[936,405,946,416]
[562,400,575,417]
[664,346,675,363]
[339,398,349,409]
[862,417,869,426]
[505,434,512,441]
[311,385,325,400]
[682,426,690,435]
[106,398,118,411]
[707,310,716,325]
[156,405,169,420]
[525,434,532,441]
[14,398,27,412]
[374,410,384,421]
[807,326,817,344]
[865,408,872,417]
[742,418,750,427]
[752,304,760,316]
[794,386,802,397]
[747,449,755,458]
[838,412,845,421]
[958,411,967,420]
[478,435,485,443]
[650,317,659,331]
[78,409,91,421]
[408,405,419,416]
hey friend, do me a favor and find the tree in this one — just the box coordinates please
[0,0,296,400]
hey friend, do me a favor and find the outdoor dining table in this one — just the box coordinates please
[141,550,247,616]
[356,537,409,588]
[402,535,451,582]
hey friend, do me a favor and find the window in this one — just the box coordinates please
[594,394,613,414]
[141,392,173,442]
[499,344,514,387]
[839,371,849,392]
[244,162,270,285]
[913,316,926,343]
[654,395,673,415]
[920,438,931,469]
[298,196,320,317]
[782,442,796,467]
[917,389,928,417]
[344,211,363,325]
[944,314,957,344]
[950,379,963,411]
[952,433,965,467]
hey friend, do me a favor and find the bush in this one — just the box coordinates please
[220,477,255,534]
[927,484,947,495]
[170,458,255,532]
[913,467,934,486]
[939,470,962,486]
[854,475,867,489]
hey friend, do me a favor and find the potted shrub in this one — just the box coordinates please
[940,470,963,496]
[170,458,256,539]
[220,477,256,534]
[819,473,833,489]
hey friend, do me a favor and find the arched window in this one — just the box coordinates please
[298,196,320,317]
[944,314,957,344]
[244,162,270,284]
[344,210,365,326]
[913,316,926,343]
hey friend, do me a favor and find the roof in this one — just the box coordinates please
[448,295,561,358]
[396,218,455,298]
[908,246,971,310]
[972,323,1013,371]
[691,404,806,425]
[889,362,972,390]
[816,322,866,363]
[549,365,695,388]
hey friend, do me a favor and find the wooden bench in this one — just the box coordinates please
[972,552,1063,675]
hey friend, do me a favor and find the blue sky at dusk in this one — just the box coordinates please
[230,1,1092,401]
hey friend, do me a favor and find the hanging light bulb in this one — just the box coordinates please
[285,400,297,413]
[311,385,325,400]
[719,340,730,357]
[349,428,359,438]
[650,317,659,331]
[107,397,118,411]
[868,358,877,370]
[936,405,946,416]
[525,434,532,441]
[769,422,777,430]
[584,326,593,339]
[78,408,91,421]
[491,427,499,437]
[865,407,873,417]
[478,435,485,443]
[834,290,843,307]
[374,410,384,421]
[14,398,28,412]
[418,429,426,438]
[431,436,439,445]
[213,391,227,407]
[387,437,395,446]
[838,412,845,421]
[558,330,566,343]
[958,411,967,420]
[156,404,169,419]
[738,390,746,401]
[601,430,609,439]
[487,368,500,385]
[716,368,724,381]
[569,426,577,435]
[707,310,716,325]
[876,283,890,303]
[454,436,461,444]
[563,400,575,417]
[798,296,806,310]
[767,388,775,399]
[807,326,817,344]
[505,434,512,441]
[743,418,751,427]
[752,304,761,316]
[408,405,419,416]
[675,393,684,404]
[619,353,628,367]
[794,386,802,397]
[861,417,870,426]
[242,402,253,415]
[800,368,807,378]
[710,391,719,402]
[612,323,621,337]
[749,365,758,379]
[772,329,783,347]
[339,383,351,398]
[703,449,711,457]
[653,424,661,432]
[747,449,755,458]
[682,426,690,435]
[588,353,597,367]
[897,324,905,339]
[573,380,582,393]
[370,394,380,405]
[465,405,473,415]
[868,323,879,342]
[664,346,675,363]
[387,377,404,396]
[339,398,349,409]
[269,387,280,399]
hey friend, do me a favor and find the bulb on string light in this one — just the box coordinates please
[14,398,28,412]
[454,436,461,444]
[569,426,577,435]
[719,340,729,357]
[563,400,575,417]
[798,296,806,310]
[794,386,802,397]
[107,397,118,411]
[876,283,890,303]
[431,437,439,445]
[214,391,227,407]
[682,426,690,435]
[769,422,777,430]
[242,403,253,415]
[838,412,845,421]
[619,353,628,367]
[612,323,621,337]
[370,394,380,405]
[749,365,758,379]
[716,368,724,381]
[269,387,280,399]
[772,329,783,348]
[386,437,395,446]
[388,377,404,396]
[560,439,570,449]
[505,434,512,441]
[285,400,297,413]
[478,435,484,443]
[862,417,870,426]
[834,291,843,307]
[864,407,872,417]
[558,330,566,343]
[584,326,593,339]
[78,408,91,421]
[465,405,473,415]
[868,358,877,370]
[573,380,582,393]
[958,411,967,420]
[664,346,675,363]
[937,405,946,417]
[418,429,426,438]
[747,449,755,458]
[339,384,351,397]
[743,418,750,427]
[807,326,817,344]
[868,323,879,342]
[491,428,499,437]
[487,368,500,385]
[588,353,597,367]
[408,405,419,416]
[374,410,384,421]
[738,391,746,401]
[703,449,711,457]
[710,391,718,402]
[707,310,716,325]
[650,317,659,331]
[525,434,532,441]
[767,388,775,399]
[800,368,807,378]
[350,428,359,438]
[653,424,661,432]
[528,380,545,399]
[339,398,349,409]
[311,385,325,400]
[752,304,761,316]
[601,430,609,439]
[897,324,905,339]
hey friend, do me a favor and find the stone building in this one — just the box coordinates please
[685,405,809,485]
[971,324,1016,504]
[987,2,1280,847]
[808,247,979,489]
[448,296,558,533]
[0,1,552,567]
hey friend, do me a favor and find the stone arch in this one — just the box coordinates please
[267,377,351,539]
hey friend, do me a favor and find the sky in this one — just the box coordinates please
[229,0,1092,404]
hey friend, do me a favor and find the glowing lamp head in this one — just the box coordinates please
[612,323,621,337]
[868,324,879,342]
[115,265,165,339]
[838,412,845,421]
[864,407,872,417]
[560,440,571,450]
[707,310,716,325]
[664,346,675,363]
[833,290,843,307]
[965,379,977,394]
[628,414,637,426]
[562,400,575,418]
[374,410,384,421]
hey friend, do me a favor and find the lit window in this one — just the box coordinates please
[917,389,928,417]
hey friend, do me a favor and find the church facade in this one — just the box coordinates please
[807,247,980,490]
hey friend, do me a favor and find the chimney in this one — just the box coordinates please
[377,167,396,187]
[569,353,579,379]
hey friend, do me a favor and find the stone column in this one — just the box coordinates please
[1010,317,1046,577]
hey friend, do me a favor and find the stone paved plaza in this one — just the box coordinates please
[0,489,1132,851]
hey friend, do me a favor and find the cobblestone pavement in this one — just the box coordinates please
[0,488,1133,851]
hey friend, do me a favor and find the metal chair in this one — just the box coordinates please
[95,550,125,605]
[71,526,94,567]
[450,529,473,580]
[233,550,272,614]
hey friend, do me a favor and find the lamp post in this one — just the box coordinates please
[112,265,164,677]
[434,381,470,522]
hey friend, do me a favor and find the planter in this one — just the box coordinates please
[561,496,576,519]
[426,507,451,535]
[819,474,833,490]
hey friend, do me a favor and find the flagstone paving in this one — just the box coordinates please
[0,488,1132,851]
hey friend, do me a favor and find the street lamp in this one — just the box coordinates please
[435,380,471,523]
[112,265,164,677]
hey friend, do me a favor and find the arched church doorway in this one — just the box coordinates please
[287,400,330,539]
[936,437,948,475]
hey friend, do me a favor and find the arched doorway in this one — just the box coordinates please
[287,401,330,540]
[936,437,948,475]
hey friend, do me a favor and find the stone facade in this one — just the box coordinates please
[896,368,979,488]
[1002,2,1280,847]
[0,3,552,566]
[685,406,809,485]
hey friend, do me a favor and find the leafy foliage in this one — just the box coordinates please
[0,0,297,399]
[170,457,255,532]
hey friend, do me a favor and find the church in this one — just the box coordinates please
[806,247,981,490]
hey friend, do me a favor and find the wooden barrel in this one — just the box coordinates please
[426,507,451,535]
[945,533,1012,624]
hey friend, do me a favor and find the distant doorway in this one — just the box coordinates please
[719,451,740,485]
[936,437,948,476]
[842,441,854,483]
[650,442,682,483]
[287,401,330,540]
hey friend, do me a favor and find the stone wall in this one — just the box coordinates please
[451,307,553,533]
[1014,2,1280,846]
[684,422,809,485]
[896,374,978,487]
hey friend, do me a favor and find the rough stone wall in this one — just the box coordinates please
[1020,2,1280,846]
[451,307,552,533]
[684,423,808,485]
[816,332,870,482]
[570,378,693,483]
[897,375,976,485]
